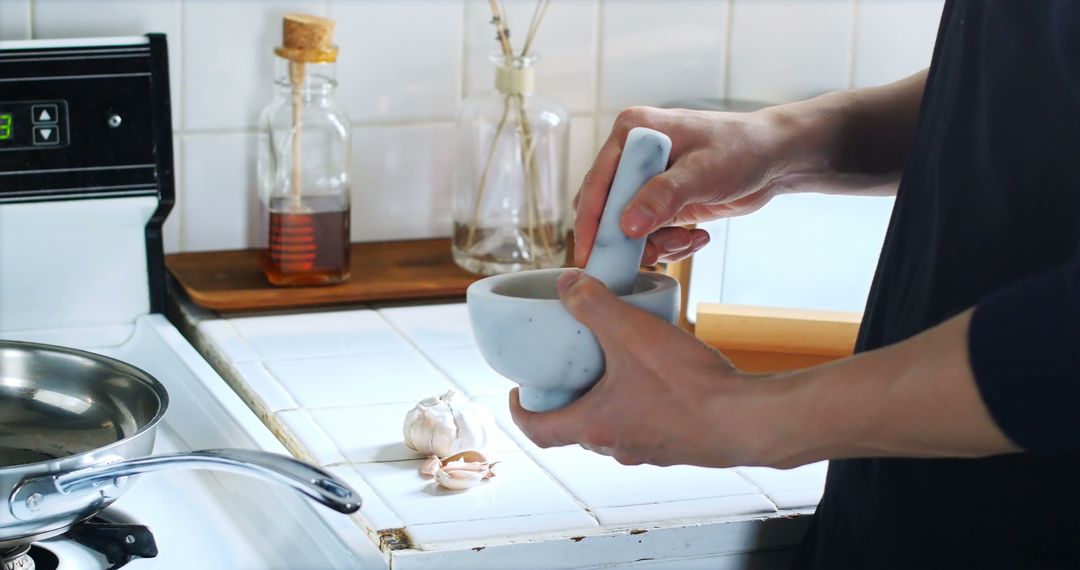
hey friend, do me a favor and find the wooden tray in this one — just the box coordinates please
[166,239,485,312]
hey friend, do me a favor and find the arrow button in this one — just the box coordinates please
[32,104,58,124]
[33,126,58,145]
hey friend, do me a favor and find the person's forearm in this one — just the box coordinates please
[756,307,1019,468]
[757,69,928,198]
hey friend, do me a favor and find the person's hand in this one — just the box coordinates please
[509,270,791,468]
[574,106,786,267]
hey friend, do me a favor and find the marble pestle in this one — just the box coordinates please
[583,127,672,295]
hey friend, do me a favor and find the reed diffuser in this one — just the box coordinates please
[452,0,569,275]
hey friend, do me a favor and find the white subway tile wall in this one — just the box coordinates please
[349,122,456,242]
[181,132,260,252]
[181,0,328,132]
[600,0,728,111]
[853,0,944,88]
[0,0,31,40]
[728,0,856,102]
[328,0,463,123]
[1,0,945,309]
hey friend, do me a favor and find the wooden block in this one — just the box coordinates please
[166,239,481,313]
[695,302,862,372]
[715,349,840,374]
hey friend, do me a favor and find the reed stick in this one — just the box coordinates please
[465,95,513,250]
[521,0,550,57]
[488,0,514,57]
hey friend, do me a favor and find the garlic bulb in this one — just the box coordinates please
[403,390,494,457]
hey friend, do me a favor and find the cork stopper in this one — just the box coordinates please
[274,14,339,63]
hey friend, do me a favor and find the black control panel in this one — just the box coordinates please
[0,35,175,312]
[0,36,171,204]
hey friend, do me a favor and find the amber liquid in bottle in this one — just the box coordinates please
[263,196,350,286]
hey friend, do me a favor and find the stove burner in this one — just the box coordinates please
[65,517,158,570]
[1,544,34,570]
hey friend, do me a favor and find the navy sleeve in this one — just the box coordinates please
[968,253,1080,452]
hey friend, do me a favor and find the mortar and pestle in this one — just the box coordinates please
[467,128,681,412]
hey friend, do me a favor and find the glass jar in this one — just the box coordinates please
[257,57,351,286]
[452,54,569,275]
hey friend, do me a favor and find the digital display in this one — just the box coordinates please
[0,114,11,140]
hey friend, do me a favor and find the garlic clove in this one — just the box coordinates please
[442,450,488,465]
[419,455,441,478]
[441,460,490,472]
[435,467,487,490]
[432,457,498,490]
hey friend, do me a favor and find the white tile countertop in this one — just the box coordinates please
[170,296,826,570]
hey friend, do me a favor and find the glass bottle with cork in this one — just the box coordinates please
[258,14,351,286]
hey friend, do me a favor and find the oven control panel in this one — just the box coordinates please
[0,99,69,150]
[0,36,172,204]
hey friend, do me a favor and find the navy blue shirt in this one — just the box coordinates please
[795,1,1080,568]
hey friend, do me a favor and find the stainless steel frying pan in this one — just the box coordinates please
[0,340,360,549]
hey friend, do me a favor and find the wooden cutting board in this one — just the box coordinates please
[166,239,493,312]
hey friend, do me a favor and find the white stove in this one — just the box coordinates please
[5,316,377,570]
[0,36,380,569]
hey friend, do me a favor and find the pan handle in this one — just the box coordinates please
[11,449,360,521]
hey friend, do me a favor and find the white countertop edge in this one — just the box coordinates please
[387,513,813,570]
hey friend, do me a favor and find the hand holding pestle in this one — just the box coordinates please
[583,127,672,295]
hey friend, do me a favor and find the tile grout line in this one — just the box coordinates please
[249,347,358,472]
[848,0,861,89]
[175,138,184,251]
[177,114,602,140]
[729,469,782,513]
[722,0,736,100]
[238,343,464,365]
[189,327,293,445]
[458,0,468,103]
[265,389,515,416]
[592,0,604,152]
[371,310,473,395]
[515,446,602,526]
[177,117,457,137]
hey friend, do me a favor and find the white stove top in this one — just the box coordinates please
[39,427,280,569]
[5,316,381,570]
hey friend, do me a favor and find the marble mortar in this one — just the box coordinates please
[468,128,680,412]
